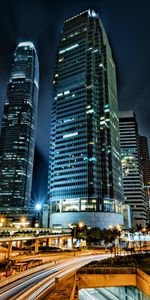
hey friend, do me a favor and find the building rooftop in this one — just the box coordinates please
[119,111,134,118]
[18,41,35,49]
[65,9,97,23]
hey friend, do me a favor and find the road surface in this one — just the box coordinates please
[0,254,111,300]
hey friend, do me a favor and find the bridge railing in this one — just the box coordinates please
[78,267,137,274]
[0,227,72,238]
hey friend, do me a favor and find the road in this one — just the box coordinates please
[0,254,111,300]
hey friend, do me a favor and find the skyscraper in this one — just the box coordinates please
[0,42,39,220]
[119,111,147,227]
[48,9,123,228]
[139,135,150,186]
[139,135,150,222]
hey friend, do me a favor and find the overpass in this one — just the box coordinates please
[75,266,150,299]
[0,227,72,257]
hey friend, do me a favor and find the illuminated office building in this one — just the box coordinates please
[139,135,150,186]
[119,111,147,226]
[48,9,124,228]
[0,42,39,219]
[139,135,150,222]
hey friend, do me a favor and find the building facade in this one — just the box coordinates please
[48,9,124,228]
[122,204,132,229]
[119,111,147,227]
[139,135,150,186]
[139,135,150,222]
[0,42,39,220]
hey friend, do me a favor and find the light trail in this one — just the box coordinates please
[17,255,112,300]
[0,254,111,300]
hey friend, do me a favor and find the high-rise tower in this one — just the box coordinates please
[48,10,123,228]
[0,42,39,220]
[119,111,147,227]
[139,135,150,222]
[139,135,150,186]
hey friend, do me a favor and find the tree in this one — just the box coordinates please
[76,224,87,240]
[86,227,103,243]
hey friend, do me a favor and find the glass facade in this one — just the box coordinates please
[48,10,123,226]
[79,287,149,300]
[119,111,147,226]
[139,135,150,186]
[0,42,39,214]
[139,135,150,222]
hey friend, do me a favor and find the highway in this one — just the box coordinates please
[0,254,111,300]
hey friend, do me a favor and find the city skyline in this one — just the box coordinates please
[0,1,150,201]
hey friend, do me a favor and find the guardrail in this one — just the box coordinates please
[0,227,72,238]
[78,266,137,274]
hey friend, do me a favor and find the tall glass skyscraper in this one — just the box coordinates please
[139,135,150,186]
[0,42,39,219]
[139,135,150,222]
[119,111,147,226]
[48,10,123,228]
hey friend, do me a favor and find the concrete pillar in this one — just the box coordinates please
[15,240,19,248]
[62,238,67,249]
[20,240,24,249]
[48,238,53,247]
[69,237,73,249]
[35,239,39,253]
[57,237,60,248]
[8,241,12,258]
[61,238,64,248]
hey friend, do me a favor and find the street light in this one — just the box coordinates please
[35,203,42,210]
[0,217,5,227]
[78,222,84,228]
[19,217,29,228]
[20,217,26,223]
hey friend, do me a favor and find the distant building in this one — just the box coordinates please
[139,135,150,186]
[119,111,147,227]
[48,9,124,229]
[122,204,132,229]
[0,42,39,221]
[139,135,150,222]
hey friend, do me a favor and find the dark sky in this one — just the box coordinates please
[0,0,150,203]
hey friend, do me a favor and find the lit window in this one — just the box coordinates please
[59,43,79,54]
[64,90,70,95]
[86,109,94,114]
[57,93,63,97]
[63,132,78,138]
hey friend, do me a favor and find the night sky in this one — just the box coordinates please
[0,0,150,203]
